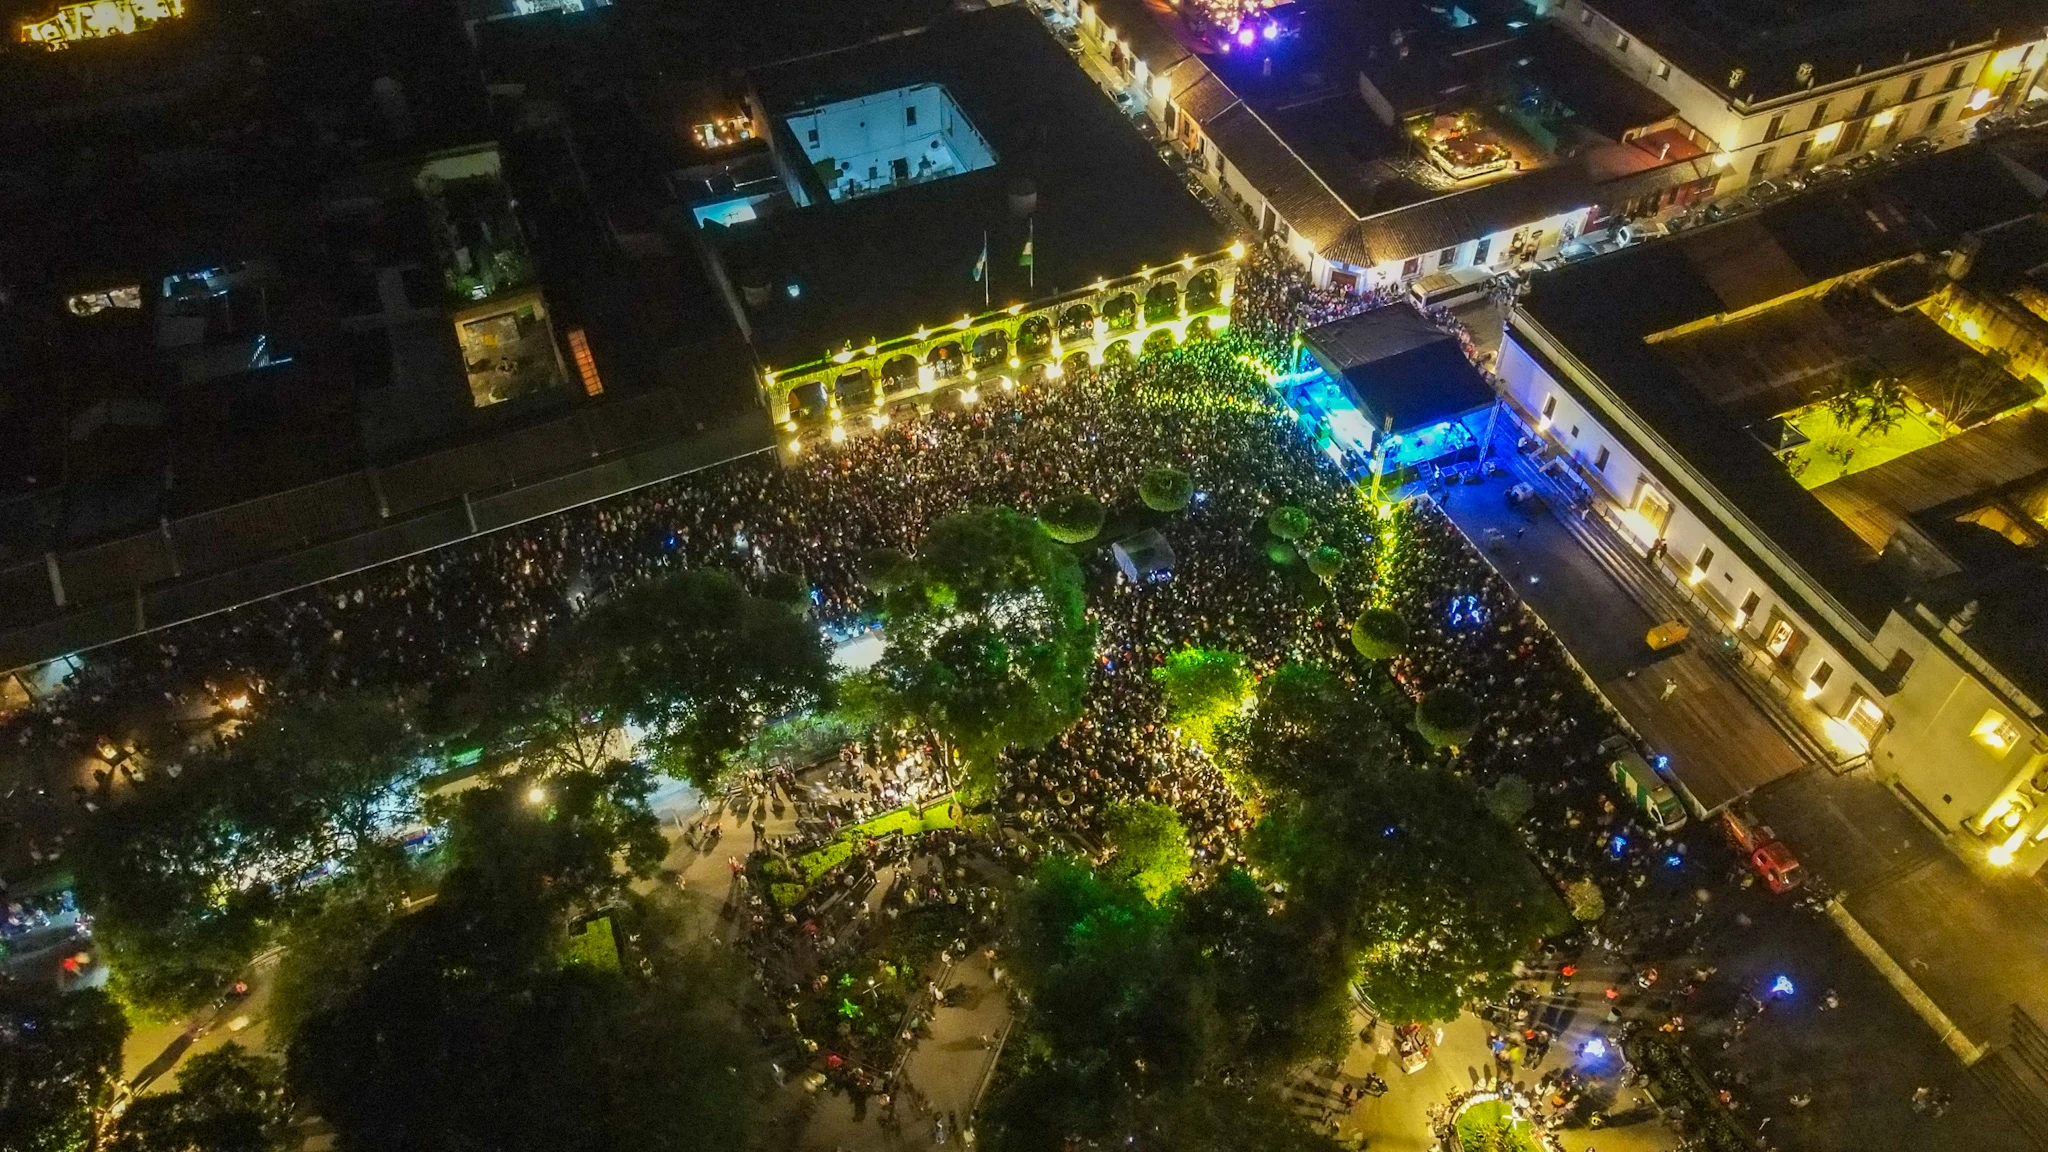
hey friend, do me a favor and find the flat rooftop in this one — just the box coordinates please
[714,5,1227,371]
[1516,140,2045,634]
[1303,305,1496,431]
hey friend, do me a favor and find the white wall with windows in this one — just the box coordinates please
[1548,0,2041,187]
[1495,332,1882,723]
[1873,608,2048,868]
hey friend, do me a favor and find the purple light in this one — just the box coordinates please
[1262,20,1280,40]
[1581,1037,1607,1058]
[1236,26,1255,46]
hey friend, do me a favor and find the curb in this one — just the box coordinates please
[1825,897,1989,1066]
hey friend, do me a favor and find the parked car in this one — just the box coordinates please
[1895,135,1938,159]
[1748,179,1786,202]
[1846,151,1880,173]
[1722,808,1803,893]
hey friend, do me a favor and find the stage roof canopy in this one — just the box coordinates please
[1301,305,1494,436]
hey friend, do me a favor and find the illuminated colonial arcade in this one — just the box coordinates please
[695,4,1234,441]
[761,248,1240,433]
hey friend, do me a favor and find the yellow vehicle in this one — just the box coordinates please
[1646,621,1690,650]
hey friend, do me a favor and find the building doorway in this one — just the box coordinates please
[1761,609,1807,666]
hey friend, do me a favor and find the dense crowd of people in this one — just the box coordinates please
[0,251,1851,1152]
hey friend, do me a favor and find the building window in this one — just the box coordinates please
[1808,100,1830,129]
[1694,545,1715,571]
[1765,113,1784,141]
[1806,661,1834,698]
[807,127,819,146]
[1594,445,1610,471]
[1927,98,1950,128]
[1975,709,2023,752]
[1944,63,1966,90]
[1904,74,1924,102]
[1541,394,1558,420]
[1439,246,1459,267]
[1569,424,1580,438]
[1855,88,1875,116]
[1654,60,1670,80]
[1614,33,1630,51]
[1750,148,1774,175]
[1402,256,1422,278]
[1885,648,1915,682]
[905,104,918,127]
[1736,591,1761,627]
[1474,237,1492,265]
[1792,138,1813,165]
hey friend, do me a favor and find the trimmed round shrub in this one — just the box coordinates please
[1139,466,1195,512]
[1039,492,1106,544]
[1266,505,1312,541]
[1484,774,1536,825]
[1349,608,1410,660]
[1264,540,1297,566]
[856,547,917,592]
[1306,546,1345,581]
[1414,686,1482,748]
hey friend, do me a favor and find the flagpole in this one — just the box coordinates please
[983,230,990,309]
[1028,217,1035,291]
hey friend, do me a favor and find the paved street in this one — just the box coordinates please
[1430,425,2048,1149]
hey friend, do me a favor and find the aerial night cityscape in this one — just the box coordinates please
[8,0,2048,1149]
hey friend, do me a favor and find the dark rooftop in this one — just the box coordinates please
[1303,305,1497,431]
[714,5,1228,371]
[1919,559,2048,709]
[1580,0,1997,106]
[1516,141,2044,636]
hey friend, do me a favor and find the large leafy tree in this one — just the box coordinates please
[1230,667,1562,1025]
[877,508,1095,787]
[985,859,1345,1152]
[109,1044,294,1152]
[75,693,424,1018]
[289,775,760,1152]
[0,986,127,1152]
[484,569,834,788]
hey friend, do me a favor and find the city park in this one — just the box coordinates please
[5,252,1745,1152]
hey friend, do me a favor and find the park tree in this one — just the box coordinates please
[1350,608,1410,660]
[75,692,425,1018]
[1414,686,1482,748]
[1151,647,1254,749]
[855,547,918,593]
[1139,466,1194,512]
[592,568,835,788]
[289,776,760,1152]
[1266,505,1312,542]
[0,985,127,1152]
[1039,492,1107,544]
[1231,672,1561,1026]
[1825,362,1910,437]
[109,1044,294,1152]
[1103,799,1194,902]
[877,508,1095,788]
[1264,540,1298,566]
